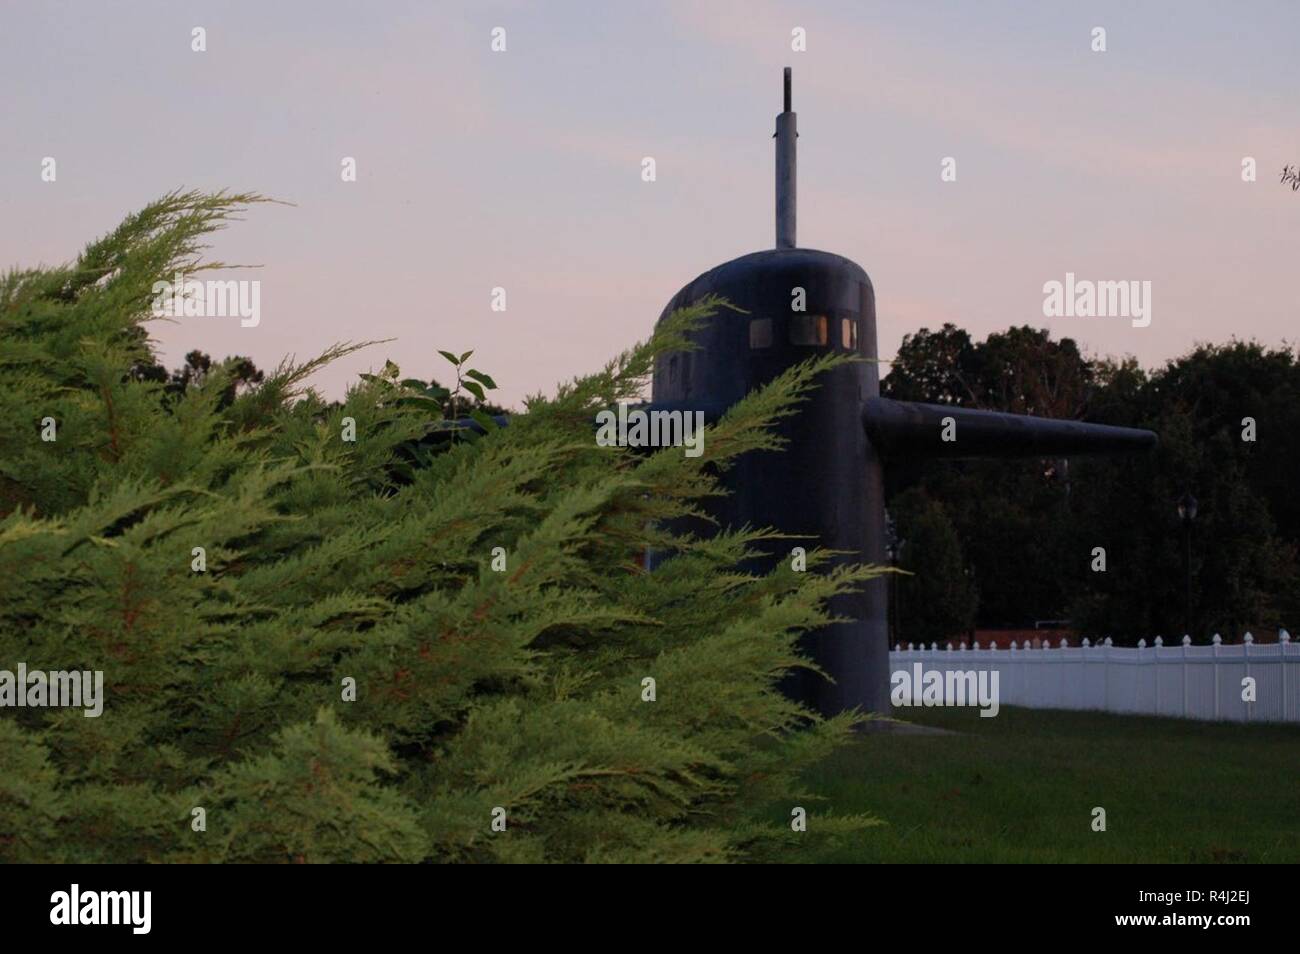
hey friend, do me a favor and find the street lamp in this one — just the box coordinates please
[1176,491,1197,639]
[884,510,904,643]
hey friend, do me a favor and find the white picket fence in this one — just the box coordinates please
[890,631,1299,723]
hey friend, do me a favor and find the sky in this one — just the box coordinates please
[2,0,1297,407]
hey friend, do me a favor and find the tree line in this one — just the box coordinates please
[882,324,1300,646]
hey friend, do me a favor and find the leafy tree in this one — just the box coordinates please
[881,323,978,407]
[0,190,880,863]
[1068,342,1300,640]
[883,325,1094,626]
[134,348,265,407]
[884,323,1095,418]
[364,351,510,422]
[890,489,977,646]
[884,323,1300,642]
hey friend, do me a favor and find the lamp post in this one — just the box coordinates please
[1176,491,1198,639]
[884,510,903,644]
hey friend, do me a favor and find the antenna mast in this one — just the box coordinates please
[775,67,797,249]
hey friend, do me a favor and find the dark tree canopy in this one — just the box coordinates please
[890,488,978,646]
[883,328,1300,643]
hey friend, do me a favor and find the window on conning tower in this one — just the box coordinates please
[789,315,827,346]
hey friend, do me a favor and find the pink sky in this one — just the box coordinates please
[3,0,1297,407]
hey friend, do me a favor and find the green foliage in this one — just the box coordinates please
[890,488,977,645]
[883,322,1094,418]
[1068,342,1300,639]
[883,327,1300,641]
[133,348,265,409]
[0,191,881,862]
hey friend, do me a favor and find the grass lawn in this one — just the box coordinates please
[800,706,1300,863]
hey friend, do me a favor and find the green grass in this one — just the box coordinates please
[802,706,1300,863]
